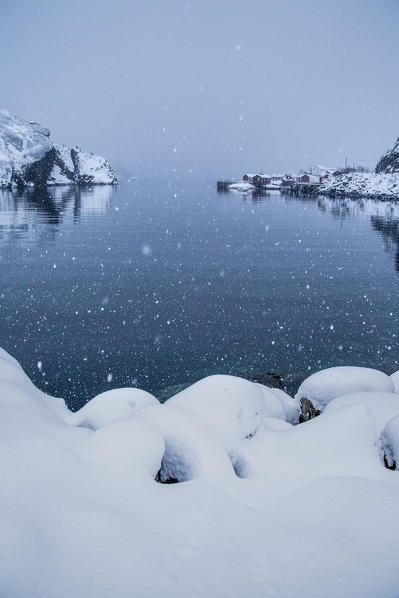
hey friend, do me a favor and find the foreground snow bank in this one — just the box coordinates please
[1,348,399,598]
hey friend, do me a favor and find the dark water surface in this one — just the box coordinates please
[0,180,398,410]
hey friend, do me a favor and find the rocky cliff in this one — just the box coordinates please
[0,108,117,189]
[376,137,399,174]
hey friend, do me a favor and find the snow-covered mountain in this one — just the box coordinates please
[0,108,117,188]
[376,136,399,174]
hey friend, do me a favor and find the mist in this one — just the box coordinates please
[1,0,398,178]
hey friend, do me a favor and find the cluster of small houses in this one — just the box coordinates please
[242,170,335,187]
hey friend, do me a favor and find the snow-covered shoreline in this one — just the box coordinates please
[319,171,399,200]
[318,136,399,200]
[1,345,399,597]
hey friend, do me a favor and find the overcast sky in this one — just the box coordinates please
[1,0,398,178]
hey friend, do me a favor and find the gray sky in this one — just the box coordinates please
[1,0,398,178]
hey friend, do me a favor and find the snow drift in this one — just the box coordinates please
[1,348,399,598]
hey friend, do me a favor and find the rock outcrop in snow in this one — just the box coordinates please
[376,136,399,174]
[0,108,117,189]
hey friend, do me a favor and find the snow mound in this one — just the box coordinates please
[83,416,165,482]
[167,374,279,452]
[231,403,380,480]
[0,347,69,442]
[141,404,235,482]
[256,385,299,424]
[325,391,399,433]
[70,387,159,429]
[391,370,399,392]
[295,366,394,410]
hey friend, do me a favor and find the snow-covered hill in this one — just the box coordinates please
[319,171,399,199]
[0,108,117,188]
[312,135,399,199]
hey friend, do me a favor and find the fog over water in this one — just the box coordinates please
[1,0,399,178]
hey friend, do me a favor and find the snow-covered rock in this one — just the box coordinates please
[70,387,159,429]
[166,374,285,452]
[295,366,394,411]
[231,403,381,480]
[319,171,399,199]
[255,385,299,424]
[391,370,399,392]
[83,416,166,481]
[0,107,117,188]
[141,404,236,482]
[325,390,399,433]
[376,136,399,174]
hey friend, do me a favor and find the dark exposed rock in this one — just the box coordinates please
[383,455,396,471]
[298,397,320,423]
[24,147,57,189]
[155,382,193,403]
[155,474,179,484]
[376,137,399,174]
[249,371,285,390]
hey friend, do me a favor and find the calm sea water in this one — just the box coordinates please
[0,179,398,410]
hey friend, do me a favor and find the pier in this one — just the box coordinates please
[217,180,236,191]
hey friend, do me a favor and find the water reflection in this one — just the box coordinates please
[315,196,399,271]
[0,183,398,409]
[0,185,113,253]
[275,194,399,268]
[229,189,271,203]
[371,216,399,272]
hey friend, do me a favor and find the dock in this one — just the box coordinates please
[217,179,322,195]
[217,180,236,191]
